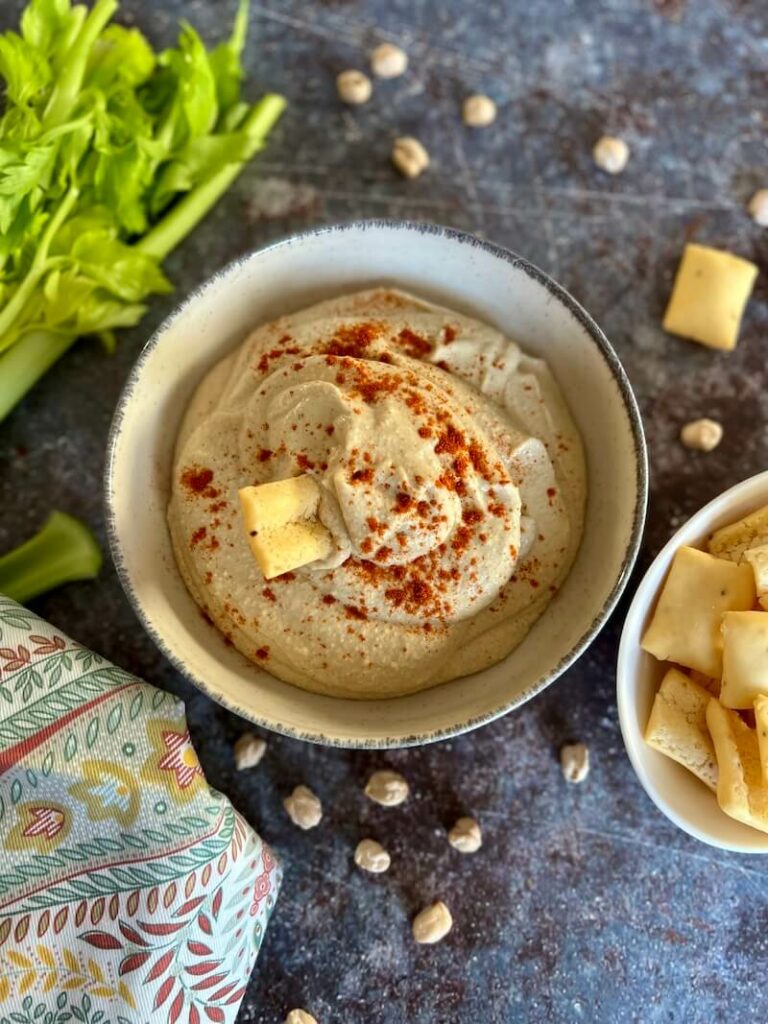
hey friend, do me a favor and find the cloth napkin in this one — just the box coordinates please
[0,594,280,1024]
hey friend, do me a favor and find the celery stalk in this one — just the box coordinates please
[0,512,102,604]
[137,93,286,261]
[43,0,119,128]
[0,330,77,422]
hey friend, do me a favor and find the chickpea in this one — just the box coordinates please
[592,135,630,175]
[336,69,372,105]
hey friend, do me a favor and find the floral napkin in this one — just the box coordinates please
[0,594,280,1024]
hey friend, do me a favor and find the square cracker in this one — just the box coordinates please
[720,612,768,709]
[645,667,718,790]
[708,504,768,563]
[754,695,768,788]
[662,243,758,351]
[641,546,755,677]
[706,699,768,834]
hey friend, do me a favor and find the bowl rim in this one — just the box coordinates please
[105,218,648,747]
[616,469,768,852]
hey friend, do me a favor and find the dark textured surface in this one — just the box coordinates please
[1,1,768,1021]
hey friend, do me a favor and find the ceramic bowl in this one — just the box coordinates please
[617,471,768,852]
[106,221,647,748]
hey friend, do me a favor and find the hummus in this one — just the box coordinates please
[168,288,585,699]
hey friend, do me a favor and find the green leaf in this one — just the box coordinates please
[106,703,122,734]
[40,269,96,325]
[13,667,44,694]
[43,0,119,129]
[69,230,172,301]
[0,142,57,232]
[209,0,249,119]
[150,130,253,215]
[91,837,122,853]
[74,645,100,669]
[141,829,167,843]
[91,140,152,234]
[35,244,166,338]
[21,0,78,57]
[85,88,161,232]
[56,116,94,184]
[0,31,51,107]
[86,716,99,748]
[74,293,147,334]
[0,141,56,195]
[129,691,143,720]
[156,21,218,146]
[86,25,155,90]
[163,823,191,837]
[118,832,147,850]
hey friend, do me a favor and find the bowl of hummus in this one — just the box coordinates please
[106,221,646,746]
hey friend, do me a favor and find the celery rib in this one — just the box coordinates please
[42,0,119,128]
[0,330,77,422]
[137,93,286,261]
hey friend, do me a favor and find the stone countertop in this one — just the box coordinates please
[1,0,767,1021]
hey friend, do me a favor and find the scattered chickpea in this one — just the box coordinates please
[370,42,408,78]
[285,1011,318,1024]
[283,785,322,829]
[748,189,768,227]
[560,742,590,783]
[233,732,266,770]
[462,94,497,128]
[592,135,630,175]
[680,418,723,452]
[391,136,430,179]
[354,838,391,873]
[447,816,482,853]
[364,769,410,806]
[412,901,453,944]
[336,69,372,105]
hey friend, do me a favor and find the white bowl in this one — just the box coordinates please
[106,221,646,748]
[617,470,768,853]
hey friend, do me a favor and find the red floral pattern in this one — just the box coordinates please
[21,806,66,839]
[157,729,204,790]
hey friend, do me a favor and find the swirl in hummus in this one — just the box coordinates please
[168,288,585,699]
